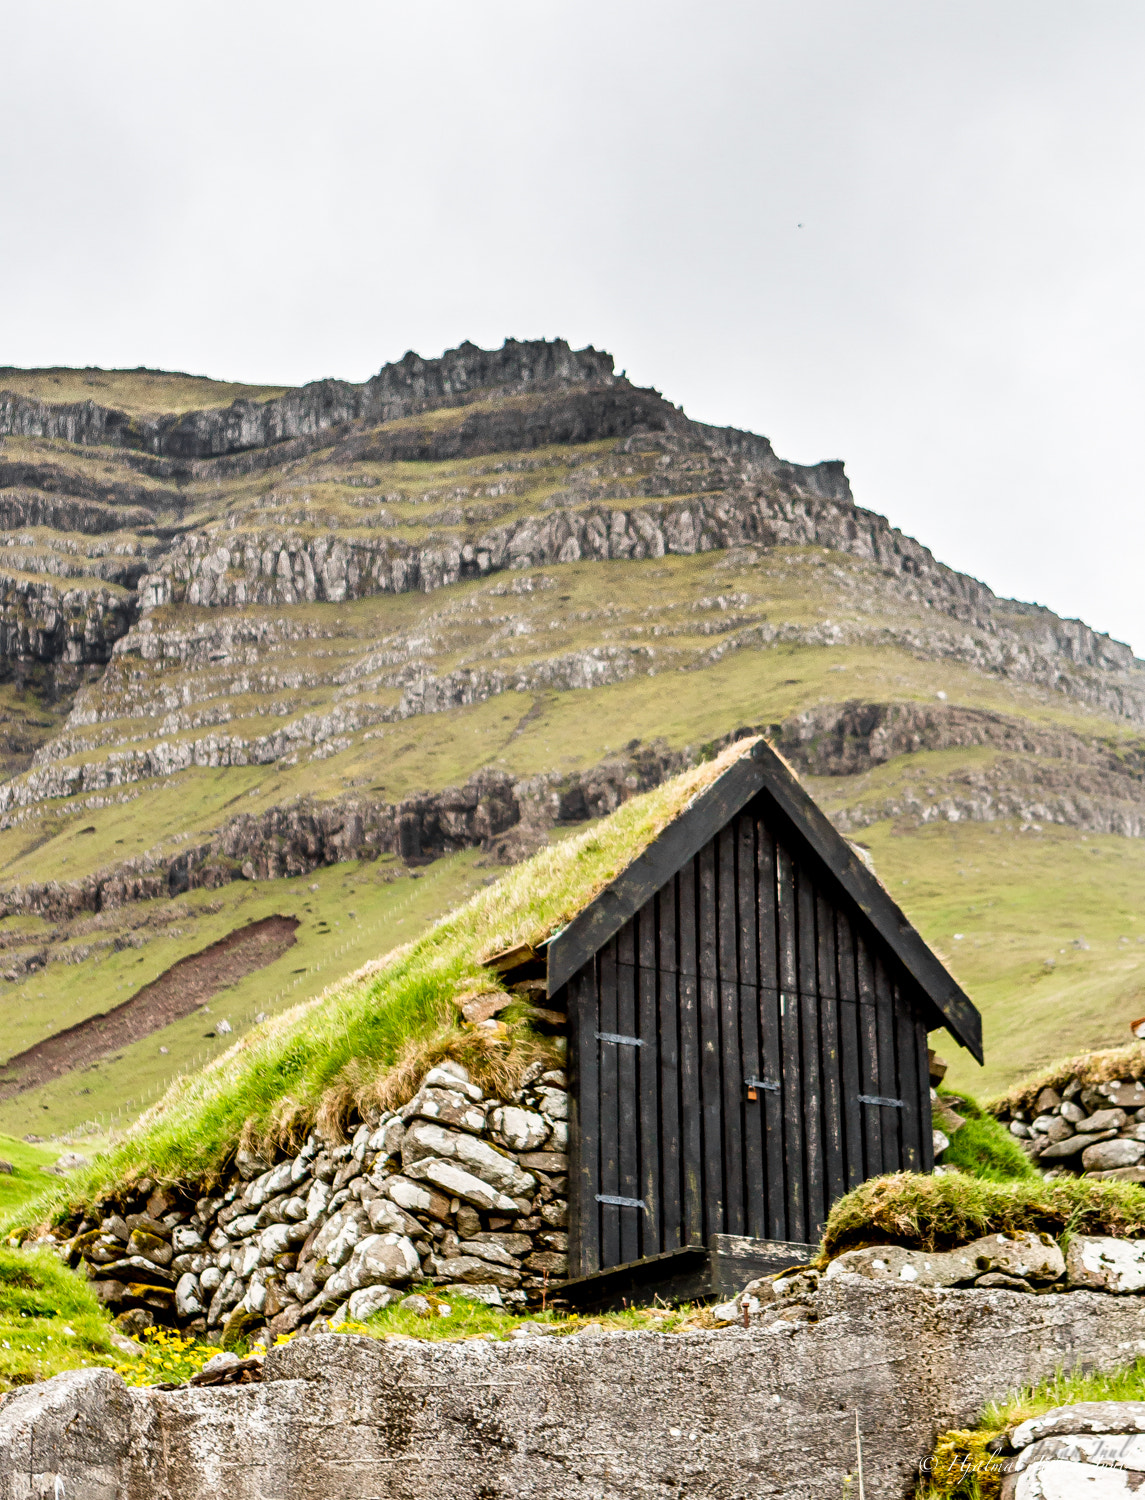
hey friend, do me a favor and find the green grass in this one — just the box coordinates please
[937,1093,1038,1184]
[920,1360,1145,1500]
[0,1135,71,1216]
[3,744,755,1232]
[0,851,494,1141]
[819,1170,1145,1261]
[849,819,1145,1097]
[0,1246,120,1392]
[0,367,288,415]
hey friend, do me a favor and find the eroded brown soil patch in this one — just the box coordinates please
[0,915,298,1099]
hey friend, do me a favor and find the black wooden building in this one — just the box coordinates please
[534,738,982,1296]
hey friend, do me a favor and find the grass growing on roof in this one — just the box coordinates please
[3,740,758,1234]
[818,1170,1145,1261]
[919,1358,1145,1500]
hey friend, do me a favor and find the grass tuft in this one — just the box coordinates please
[919,1358,1145,1500]
[938,1093,1038,1183]
[819,1171,1145,1261]
[0,1246,120,1392]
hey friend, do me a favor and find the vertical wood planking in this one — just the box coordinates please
[717,825,745,1237]
[856,934,883,1176]
[815,890,846,1219]
[756,818,787,1240]
[698,840,724,1239]
[570,964,600,1276]
[894,982,923,1171]
[873,957,901,1167]
[776,843,805,1242]
[658,878,683,1251]
[796,864,825,1236]
[677,859,704,1244]
[597,939,621,1269]
[615,920,640,1265]
[916,1016,936,1173]
[637,901,661,1258]
[835,914,865,1190]
[738,813,766,1239]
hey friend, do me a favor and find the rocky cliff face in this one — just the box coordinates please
[3,339,1145,1128]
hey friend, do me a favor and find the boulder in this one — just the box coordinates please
[384,1174,454,1223]
[825,1232,1065,1288]
[175,1273,205,1319]
[404,1157,520,1214]
[409,1087,486,1135]
[1083,1108,1129,1134]
[1067,1239,1145,1294]
[1014,1434,1145,1472]
[1039,1131,1117,1160]
[1004,1460,1139,1497]
[402,1121,535,1197]
[1082,1140,1145,1173]
[310,1206,369,1269]
[489,1106,549,1152]
[347,1285,403,1321]
[323,1233,421,1299]
[1014,1403,1145,1447]
[434,1255,521,1289]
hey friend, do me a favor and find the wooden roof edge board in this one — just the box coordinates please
[545,750,768,996]
[545,739,983,1064]
[751,749,983,1063]
[483,942,539,973]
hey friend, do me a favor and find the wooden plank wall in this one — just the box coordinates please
[566,795,934,1279]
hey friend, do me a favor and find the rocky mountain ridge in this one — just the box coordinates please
[3,337,1145,1121]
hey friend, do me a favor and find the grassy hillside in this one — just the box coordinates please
[2,341,1144,1134]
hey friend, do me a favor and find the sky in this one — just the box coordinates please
[3,1,1143,651]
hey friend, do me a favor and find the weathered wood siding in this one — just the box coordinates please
[563,793,934,1279]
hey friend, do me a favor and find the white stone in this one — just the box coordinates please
[404,1157,520,1214]
[258,1222,305,1263]
[402,1121,535,1197]
[826,1231,1064,1288]
[323,1233,421,1298]
[305,1179,332,1225]
[172,1226,205,1254]
[490,1106,549,1152]
[199,1265,223,1293]
[1067,1238,1145,1293]
[1015,1434,1145,1472]
[174,1274,204,1319]
[1010,1461,1138,1498]
[423,1064,481,1099]
[536,1088,569,1121]
[312,1206,369,1270]
[1015,1404,1145,1447]
[347,1285,403,1321]
[443,1282,504,1307]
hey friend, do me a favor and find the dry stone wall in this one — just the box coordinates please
[53,1061,571,1343]
[995,1073,1145,1182]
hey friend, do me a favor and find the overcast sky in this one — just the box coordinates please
[3,2,1143,652]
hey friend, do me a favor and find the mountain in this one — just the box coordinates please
[1,337,1143,1137]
